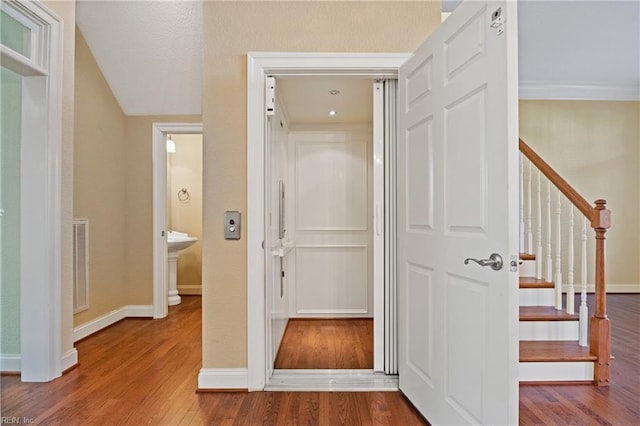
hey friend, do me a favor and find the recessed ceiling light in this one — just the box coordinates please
[328,110,337,116]
[328,90,340,95]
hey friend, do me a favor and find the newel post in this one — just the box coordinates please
[590,199,611,385]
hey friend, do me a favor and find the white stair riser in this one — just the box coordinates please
[519,321,579,341]
[519,259,536,277]
[520,288,555,306]
[519,361,594,382]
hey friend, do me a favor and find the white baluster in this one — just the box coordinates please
[526,161,533,254]
[519,154,524,254]
[554,190,563,310]
[536,170,543,280]
[545,180,552,282]
[566,207,575,314]
[579,216,589,347]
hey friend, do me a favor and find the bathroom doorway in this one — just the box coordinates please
[152,123,203,319]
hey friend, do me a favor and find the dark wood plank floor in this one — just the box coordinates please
[0,297,422,425]
[2,294,638,425]
[274,318,373,369]
[519,294,640,425]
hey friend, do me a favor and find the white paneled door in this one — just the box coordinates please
[397,1,519,424]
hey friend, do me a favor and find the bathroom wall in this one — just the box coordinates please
[168,134,203,293]
[520,100,640,290]
[202,0,440,369]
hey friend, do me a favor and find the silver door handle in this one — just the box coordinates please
[464,253,503,271]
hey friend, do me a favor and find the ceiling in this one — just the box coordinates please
[76,1,639,118]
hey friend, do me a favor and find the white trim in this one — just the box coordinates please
[372,81,384,372]
[198,368,248,390]
[3,0,64,383]
[519,81,640,101]
[73,305,154,342]
[61,349,78,372]
[177,285,202,295]
[0,355,21,373]
[519,361,594,382]
[152,123,203,319]
[247,52,409,391]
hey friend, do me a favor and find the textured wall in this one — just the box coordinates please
[202,1,440,368]
[73,28,129,325]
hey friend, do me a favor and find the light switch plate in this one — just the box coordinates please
[224,211,241,239]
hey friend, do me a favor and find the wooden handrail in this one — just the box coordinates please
[520,138,612,386]
[519,139,592,218]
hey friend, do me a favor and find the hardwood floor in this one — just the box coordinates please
[0,297,423,425]
[519,294,640,425]
[274,318,373,369]
[2,295,638,425]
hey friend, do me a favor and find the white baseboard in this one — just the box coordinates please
[198,368,248,390]
[177,285,202,295]
[2,349,79,374]
[74,305,153,342]
[0,354,21,373]
[62,348,78,372]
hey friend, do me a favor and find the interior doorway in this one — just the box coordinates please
[246,52,409,391]
[152,123,203,319]
[266,76,376,372]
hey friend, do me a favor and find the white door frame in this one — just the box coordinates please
[1,0,64,381]
[152,122,203,319]
[247,52,409,391]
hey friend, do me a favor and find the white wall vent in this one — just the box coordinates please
[73,219,89,313]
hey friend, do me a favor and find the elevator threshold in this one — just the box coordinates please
[265,369,398,392]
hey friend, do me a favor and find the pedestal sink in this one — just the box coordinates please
[167,231,198,306]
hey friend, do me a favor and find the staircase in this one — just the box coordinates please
[517,139,611,385]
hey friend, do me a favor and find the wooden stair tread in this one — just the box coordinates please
[520,306,579,321]
[519,253,536,261]
[520,277,554,289]
[520,341,596,362]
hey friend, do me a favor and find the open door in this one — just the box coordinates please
[397,1,519,424]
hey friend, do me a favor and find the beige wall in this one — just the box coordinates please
[74,27,201,325]
[44,0,76,356]
[169,134,203,291]
[202,1,441,368]
[73,28,129,325]
[519,100,640,287]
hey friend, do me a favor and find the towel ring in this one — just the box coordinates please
[178,188,190,202]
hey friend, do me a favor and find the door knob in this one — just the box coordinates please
[464,253,503,271]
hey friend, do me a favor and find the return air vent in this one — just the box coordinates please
[73,219,89,313]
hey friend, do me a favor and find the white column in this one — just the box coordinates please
[554,191,563,310]
[579,216,589,347]
[566,206,575,314]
